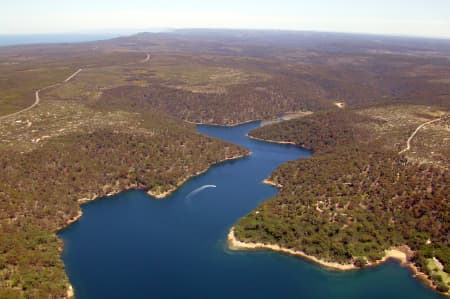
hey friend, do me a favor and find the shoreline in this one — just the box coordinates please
[228,228,447,295]
[249,131,448,295]
[65,284,74,299]
[147,153,250,199]
[183,110,313,128]
[246,133,299,146]
[184,118,260,127]
[57,152,249,232]
[263,178,283,188]
[238,128,448,296]
[57,116,447,297]
[58,151,249,298]
[228,228,356,270]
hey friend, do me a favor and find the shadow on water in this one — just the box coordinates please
[59,121,445,299]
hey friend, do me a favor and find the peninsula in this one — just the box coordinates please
[0,30,449,297]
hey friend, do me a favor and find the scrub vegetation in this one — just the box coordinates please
[0,38,248,298]
[238,106,449,293]
[0,29,449,296]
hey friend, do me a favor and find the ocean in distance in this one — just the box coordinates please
[0,34,120,46]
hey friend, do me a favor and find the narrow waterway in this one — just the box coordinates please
[59,121,444,298]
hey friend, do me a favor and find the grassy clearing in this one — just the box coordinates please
[356,105,449,167]
[45,66,141,103]
[0,47,145,116]
[0,66,73,116]
[149,63,270,93]
[0,100,144,153]
[426,258,450,289]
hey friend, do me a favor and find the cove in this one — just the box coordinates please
[59,121,445,299]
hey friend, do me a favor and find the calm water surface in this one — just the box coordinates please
[59,122,444,299]
[0,34,119,46]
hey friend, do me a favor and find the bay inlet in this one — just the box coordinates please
[59,121,445,299]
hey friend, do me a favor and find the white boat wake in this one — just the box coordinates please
[186,185,217,201]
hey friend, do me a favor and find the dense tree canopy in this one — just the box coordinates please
[237,108,449,292]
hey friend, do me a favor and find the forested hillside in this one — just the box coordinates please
[0,111,247,298]
[0,45,248,297]
[1,30,449,297]
[236,107,450,293]
[33,30,450,126]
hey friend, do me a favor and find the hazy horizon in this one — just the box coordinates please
[2,0,450,39]
[1,28,450,44]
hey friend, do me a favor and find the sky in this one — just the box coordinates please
[2,0,450,38]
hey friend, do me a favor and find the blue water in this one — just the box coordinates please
[0,34,120,47]
[59,121,444,298]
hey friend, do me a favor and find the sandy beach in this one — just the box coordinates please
[228,228,357,270]
[184,119,259,127]
[263,179,283,188]
[57,151,249,298]
[58,152,250,231]
[148,152,250,199]
[228,227,447,295]
[246,134,299,146]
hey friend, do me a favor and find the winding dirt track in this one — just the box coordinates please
[141,53,150,63]
[0,52,150,121]
[64,68,83,83]
[399,116,446,154]
[0,68,83,121]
